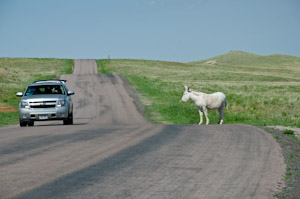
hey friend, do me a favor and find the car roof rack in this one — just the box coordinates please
[33,79,67,84]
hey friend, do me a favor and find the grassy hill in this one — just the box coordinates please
[0,58,73,126]
[1,52,299,127]
[97,51,300,127]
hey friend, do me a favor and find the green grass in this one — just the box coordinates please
[97,59,112,74]
[97,51,300,127]
[283,130,295,135]
[0,58,73,126]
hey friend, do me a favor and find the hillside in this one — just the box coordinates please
[98,52,300,127]
[195,51,300,66]
[0,52,299,127]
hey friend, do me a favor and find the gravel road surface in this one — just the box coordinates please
[0,60,285,199]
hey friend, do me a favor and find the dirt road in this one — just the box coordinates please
[0,60,285,199]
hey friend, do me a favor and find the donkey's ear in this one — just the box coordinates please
[184,85,191,92]
[184,85,189,91]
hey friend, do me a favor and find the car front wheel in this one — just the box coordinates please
[63,112,73,125]
[20,120,27,127]
[28,120,34,126]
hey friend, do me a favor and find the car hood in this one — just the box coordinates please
[21,94,66,101]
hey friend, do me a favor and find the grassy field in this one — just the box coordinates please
[1,52,299,127]
[0,58,73,126]
[97,51,300,127]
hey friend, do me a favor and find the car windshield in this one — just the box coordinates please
[25,85,65,96]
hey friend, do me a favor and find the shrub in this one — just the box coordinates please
[283,129,294,135]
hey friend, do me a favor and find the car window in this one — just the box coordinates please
[25,85,66,96]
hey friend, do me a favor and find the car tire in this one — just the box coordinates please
[28,121,34,126]
[69,112,73,124]
[63,112,73,125]
[20,120,27,127]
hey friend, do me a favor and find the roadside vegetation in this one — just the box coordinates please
[265,127,300,199]
[97,51,300,127]
[0,58,73,126]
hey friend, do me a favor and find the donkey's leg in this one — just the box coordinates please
[218,104,225,125]
[218,101,225,124]
[203,107,209,125]
[198,107,203,125]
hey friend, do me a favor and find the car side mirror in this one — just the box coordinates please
[67,91,75,96]
[16,92,23,97]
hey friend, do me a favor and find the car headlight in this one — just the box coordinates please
[57,100,66,107]
[20,101,30,109]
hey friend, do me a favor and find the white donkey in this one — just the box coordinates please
[181,85,227,125]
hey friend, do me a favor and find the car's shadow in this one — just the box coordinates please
[26,120,90,127]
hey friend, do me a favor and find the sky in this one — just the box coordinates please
[0,0,300,62]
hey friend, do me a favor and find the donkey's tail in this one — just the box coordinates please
[224,98,228,110]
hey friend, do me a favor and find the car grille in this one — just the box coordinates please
[29,101,57,109]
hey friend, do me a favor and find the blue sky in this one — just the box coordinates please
[0,0,299,62]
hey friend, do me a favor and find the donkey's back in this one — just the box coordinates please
[205,92,226,110]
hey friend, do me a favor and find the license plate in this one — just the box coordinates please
[39,114,48,120]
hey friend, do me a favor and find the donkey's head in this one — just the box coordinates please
[181,85,191,102]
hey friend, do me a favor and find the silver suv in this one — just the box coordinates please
[16,80,75,127]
